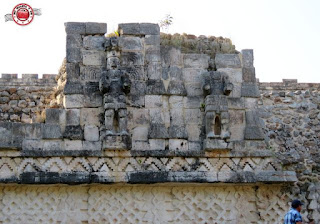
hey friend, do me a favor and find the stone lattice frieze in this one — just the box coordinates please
[0,185,291,223]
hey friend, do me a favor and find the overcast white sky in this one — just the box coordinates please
[0,0,319,82]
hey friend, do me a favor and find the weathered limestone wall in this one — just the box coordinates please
[258,79,320,222]
[0,74,57,123]
[0,184,289,223]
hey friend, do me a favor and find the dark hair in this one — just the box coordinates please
[292,200,303,208]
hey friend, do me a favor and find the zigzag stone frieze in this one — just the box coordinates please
[0,156,296,184]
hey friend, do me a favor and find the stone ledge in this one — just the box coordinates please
[130,149,204,157]
[0,170,297,184]
[0,155,294,184]
[21,149,102,157]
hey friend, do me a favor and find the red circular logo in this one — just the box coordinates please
[12,3,34,26]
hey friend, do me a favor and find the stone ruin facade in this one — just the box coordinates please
[0,22,319,223]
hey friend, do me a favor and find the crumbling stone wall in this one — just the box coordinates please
[0,74,57,123]
[160,33,236,57]
[258,79,320,222]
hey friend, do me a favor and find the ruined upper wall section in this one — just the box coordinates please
[0,74,57,86]
[0,74,57,123]
[160,33,236,57]
[258,79,320,92]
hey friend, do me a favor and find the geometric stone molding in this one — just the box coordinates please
[0,156,297,184]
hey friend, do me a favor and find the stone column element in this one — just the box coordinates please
[100,37,131,150]
[202,71,233,150]
[241,49,260,97]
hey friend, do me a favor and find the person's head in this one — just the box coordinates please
[292,199,304,212]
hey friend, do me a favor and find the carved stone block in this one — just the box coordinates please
[118,23,159,35]
[118,23,141,35]
[45,109,66,126]
[205,95,228,112]
[241,83,260,98]
[66,63,80,81]
[66,48,82,63]
[132,126,148,141]
[140,23,160,35]
[168,125,188,139]
[167,81,187,96]
[229,110,245,141]
[83,140,102,151]
[85,22,107,35]
[64,82,83,95]
[42,124,62,139]
[148,123,169,139]
[161,46,183,66]
[145,95,163,108]
[186,124,202,141]
[102,135,130,150]
[132,140,150,150]
[169,139,188,151]
[203,139,231,151]
[145,47,161,63]
[67,34,82,48]
[80,108,103,127]
[84,125,99,141]
[43,140,64,151]
[64,140,83,150]
[82,50,106,66]
[84,82,102,107]
[146,62,162,79]
[63,125,83,140]
[118,36,143,51]
[242,67,256,83]
[182,68,203,83]
[63,94,84,108]
[183,54,209,69]
[185,82,203,96]
[83,36,105,50]
[65,22,86,34]
[66,109,80,126]
[218,68,242,83]
[121,52,144,66]
[244,110,265,140]
[145,35,160,45]
[80,66,102,82]
[149,139,166,150]
[241,49,254,67]
[124,66,145,81]
[146,80,166,95]
[215,54,241,69]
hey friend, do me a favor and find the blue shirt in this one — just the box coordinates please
[284,208,302,224]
